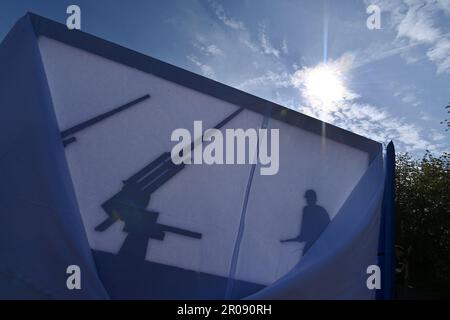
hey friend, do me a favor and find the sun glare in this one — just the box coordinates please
[302,64,346,106]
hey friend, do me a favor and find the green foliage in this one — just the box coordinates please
[396,151,450,292]
[440,104,449,131]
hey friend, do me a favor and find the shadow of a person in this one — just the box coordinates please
[280,190,330,256]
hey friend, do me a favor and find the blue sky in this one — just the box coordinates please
[1,0,449,155]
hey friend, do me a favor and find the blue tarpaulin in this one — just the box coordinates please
[0,15,108,299]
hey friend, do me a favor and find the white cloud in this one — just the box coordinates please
[431,130,446,141]
[207,0,261,54]
[420,111,431,121]
[193,36,225,57]
[206,44,224,56]
[437,0,450,14]
[401,93,421,106]
[189,1,447,154]
[301,99,442,153]
[259,23,280,58]
[187,55,216,78]
[238,71,291,90]
[292,53,442,153]
[208,0,245,31]
[396,1,440,43]
[207,1,288,59]
[371,0,450,74]
[281,38,289,54]
[394,84,422,106]
[426,38,450,74]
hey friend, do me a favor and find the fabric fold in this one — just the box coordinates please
[247,154,384,299]
[0,14,108,299]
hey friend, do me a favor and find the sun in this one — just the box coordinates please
[291,54,358,117]
[302,64,346,106]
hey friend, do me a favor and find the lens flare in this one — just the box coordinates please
[302,64,346,106]
[292,54,357,114]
